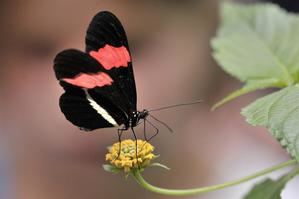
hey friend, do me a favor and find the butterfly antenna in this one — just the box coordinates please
[149,114,173,133]
[148,100,203,112]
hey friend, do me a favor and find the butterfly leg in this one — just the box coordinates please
[143,119,149,141]
[144,119,159,142]
[130,119,148,141]
[130,127,141,168]
[138,119,159,157]
[116,127,126,159]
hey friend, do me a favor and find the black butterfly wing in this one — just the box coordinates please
[85,11,137,111]
[54,49,128,130]
[54,49,101,80]
[59,89,126,130]
[54,11,137,131]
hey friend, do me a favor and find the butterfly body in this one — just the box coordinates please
[54,11,147,132]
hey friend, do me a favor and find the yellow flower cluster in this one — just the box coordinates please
[106,139,156,173]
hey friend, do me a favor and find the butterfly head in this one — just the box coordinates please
[138,109,149,120]
[128,110,149,128]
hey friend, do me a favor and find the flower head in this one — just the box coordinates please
[105,139,157,173]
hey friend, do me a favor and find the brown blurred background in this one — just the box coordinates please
[1,0,298,199]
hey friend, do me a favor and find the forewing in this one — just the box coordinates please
[54,49,101,80]
[54,49,133,113]
[85,11,137,111]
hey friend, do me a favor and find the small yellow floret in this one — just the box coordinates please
[105,139,156,173]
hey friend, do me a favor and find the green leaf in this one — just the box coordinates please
[242,85,299,161]
[244,178,285,199]
[103,164,121,174]
[150,163,171,170]
[212,2,299,108]
[244,168,299,199]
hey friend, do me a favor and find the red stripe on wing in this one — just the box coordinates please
[62,72,113,88]
[89,44,131,70]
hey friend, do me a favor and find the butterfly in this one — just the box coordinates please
[53,11,149,133]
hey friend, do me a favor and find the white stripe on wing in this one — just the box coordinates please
[84,89,118,126]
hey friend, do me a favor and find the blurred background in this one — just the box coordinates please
[1,0,299,198]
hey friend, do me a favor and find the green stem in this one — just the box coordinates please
[133,159,297,196]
